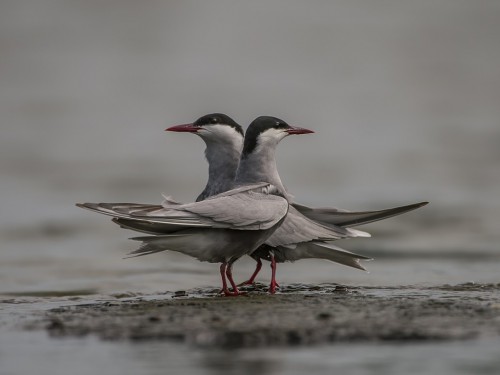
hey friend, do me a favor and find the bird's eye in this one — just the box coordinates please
[211,117,218,124]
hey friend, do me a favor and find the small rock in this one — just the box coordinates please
[316,312,331,320]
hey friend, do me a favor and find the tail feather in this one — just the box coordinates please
[124,230,244,263]
[125,233,193,258]
[280,242,372,271]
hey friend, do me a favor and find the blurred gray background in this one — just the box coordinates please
[1,0,499,294]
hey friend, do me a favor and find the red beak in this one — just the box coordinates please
[166,123,200,133]
[286,126,315,135]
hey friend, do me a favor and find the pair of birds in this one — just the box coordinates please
[78,114,427,296]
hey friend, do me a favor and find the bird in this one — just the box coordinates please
[104,117,376,294]
[108,115,427,292]
[232,116,373,292]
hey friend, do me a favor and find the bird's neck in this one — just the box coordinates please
[235,142,288,198]
[196,139,242,201]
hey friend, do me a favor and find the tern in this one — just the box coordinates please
[79,114,427,294]
[113,115,426,291]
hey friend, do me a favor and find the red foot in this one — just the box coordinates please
[217,288,246,296]
[222,289,246,297]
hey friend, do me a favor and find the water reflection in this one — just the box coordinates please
[197,350,281,375]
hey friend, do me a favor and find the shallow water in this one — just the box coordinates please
[1,0,500,374]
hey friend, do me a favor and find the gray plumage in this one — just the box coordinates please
[233,116,371,269]
[80,182,288,263]
[120,183,288,231]
[252,243,371,270]
[195,124,242,201]
[111,201,427,236]
[292,201,428,228]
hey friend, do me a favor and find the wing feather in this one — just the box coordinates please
[78,183,288,231]
[292,201,428,227]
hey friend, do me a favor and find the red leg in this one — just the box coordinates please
[225,263,243,295]
[220,262,233,296]
[219,262,243,297]
[269,254,279,294]
[239,258,263,286]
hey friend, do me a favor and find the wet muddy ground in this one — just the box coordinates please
[27,282,500,348]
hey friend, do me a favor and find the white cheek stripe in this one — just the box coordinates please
[253,128,289,154]
[199,124,244,151]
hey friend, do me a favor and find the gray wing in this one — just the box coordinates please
[76,202,166,220]
[292,201,428,227]
[78,183,288,231]
[76,183,272,219]
[75,196,184,219]
[77,202,215,231]
[128,191,288,231]
[112,200,428,236]
[112,217,189,234]
[264,206,370,248]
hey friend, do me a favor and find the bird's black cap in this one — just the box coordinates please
[193,113,244,136]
